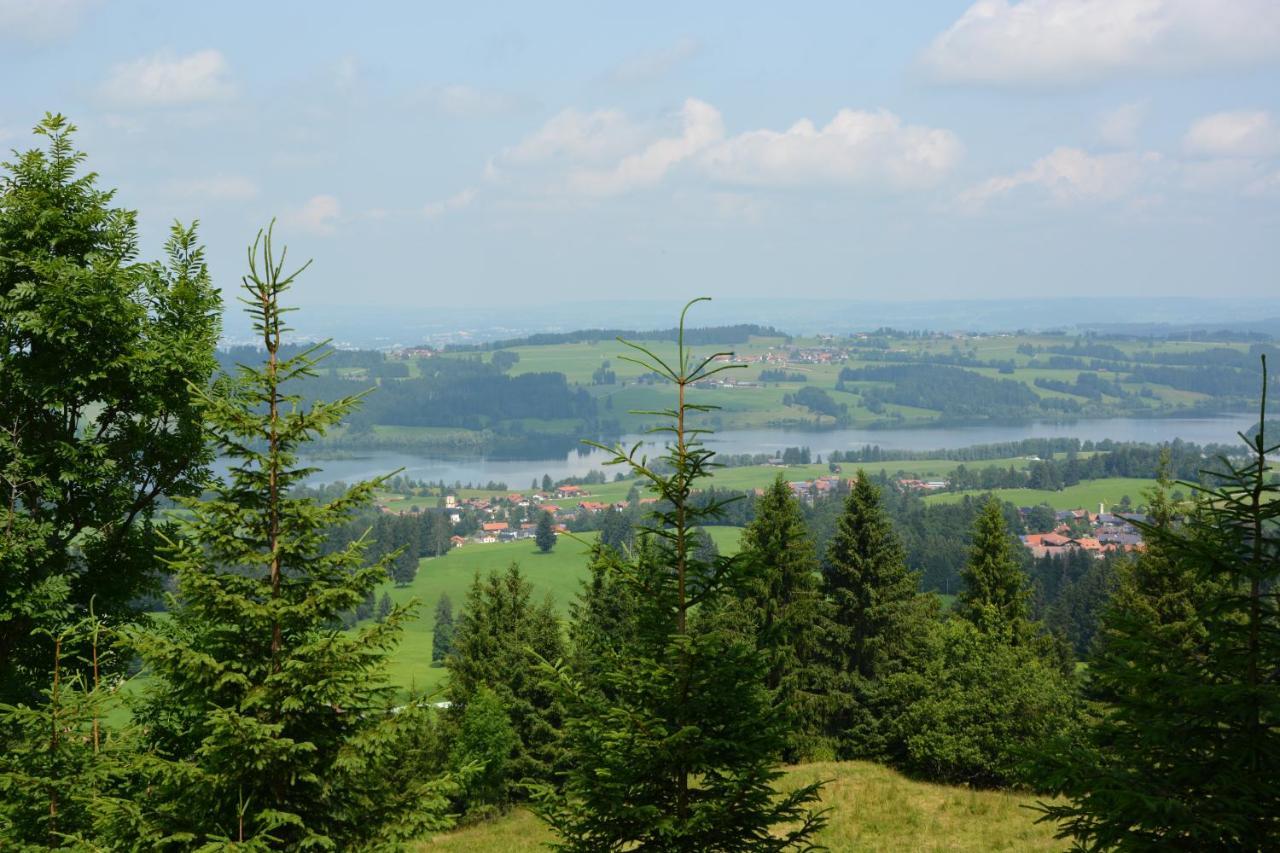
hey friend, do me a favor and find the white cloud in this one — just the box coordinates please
[1184,110,1280,158]
[922,0,1280,86]
[569,98,724,196]
[165,175,259,202]
[499,107,647,167]
[0,0,95,41]
[495,100,961,199]
[959,146,1162,209]
[703,108,963,190]
[609,37,700,84]
[424,188,477,217]
[100,49,234,107]
[284,195,341,235]
[1097,102,1147,147]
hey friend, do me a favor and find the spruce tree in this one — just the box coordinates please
[432,593,455,666]
[1037,368,1280,849]
[736,473,833,761]
[391,545,418,586]
[822,470,924,757]
[535,510,556,553]
[124,225,454,848]
[536,299,825,851]
[957,496,1030,636]
[446,564,565,800]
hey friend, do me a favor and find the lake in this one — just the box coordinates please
[263,413,1259,488]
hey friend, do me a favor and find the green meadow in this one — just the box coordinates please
[372,527,743,695]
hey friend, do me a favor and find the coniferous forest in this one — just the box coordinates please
[2,105,1279,851]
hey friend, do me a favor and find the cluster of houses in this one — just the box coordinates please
[785,475,846,503]
[897,478,948,491]
[1019,506,1145,559]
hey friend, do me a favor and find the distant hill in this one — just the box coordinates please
[440,323,789,351]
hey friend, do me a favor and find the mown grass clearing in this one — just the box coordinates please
[415,761,1063,851]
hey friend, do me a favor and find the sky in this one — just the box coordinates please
[3,0,1280,315]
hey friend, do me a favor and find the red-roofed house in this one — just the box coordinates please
[482,522,509,533]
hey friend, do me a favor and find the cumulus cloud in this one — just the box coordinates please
[0,0,95,41]
[1184,110,1280,158]
[959,146,1163,209]
[424,188,477,217]
[100,49,234,106]
[491,100,961,201]
[284,195,341,235]
[703,108,963,190]
[569,98,724,196]
[922,0,1280,86]
[165,175,259,201]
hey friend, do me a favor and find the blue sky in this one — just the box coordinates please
[4,0,1280,311]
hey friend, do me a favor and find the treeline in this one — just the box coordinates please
[840,363,1040,417]
[443,323,787,351]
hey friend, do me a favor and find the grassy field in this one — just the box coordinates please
[373,527,743,695]
[415,761,1063,851]
[924,477,1156,511]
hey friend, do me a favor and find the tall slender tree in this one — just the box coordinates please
[736,473,833,761]
[125,225,454,848]
[535,510,556,553]
[431,593,455,666]
[822,470,925,757]
[537,299,825,851]
[0,114,221,702]
[957,496,1030,637]
[446,564,565,801]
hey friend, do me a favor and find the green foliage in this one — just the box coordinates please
[882,616,1079,788]
[451,686,519,813]
[124,225,454,848]
[0,614,147,849]
[536,299,826,851]
[432,593,456,665]
[535,511,556,553]
[734,474,834,761]
[1036,368,1280,850]
[0,114,221,702]
[957,497,1031,636]
[446,564,565,801]
[822,471,927,758]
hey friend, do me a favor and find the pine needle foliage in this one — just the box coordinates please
[736,473,834,762]
[536,298,827,851]
[0,610,145,849]
[445,564,565,803]
[822,470,926,759]
[957,497,1031,638]
[1036,357,1280,850]
[125,225,455,849]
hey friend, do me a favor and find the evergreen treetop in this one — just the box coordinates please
[957,497,1030,636]
[124,224,454,848]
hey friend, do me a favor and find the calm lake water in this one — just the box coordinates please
[262,414,1258,488]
